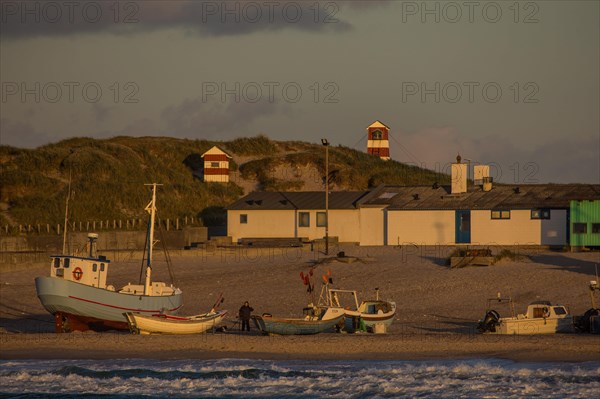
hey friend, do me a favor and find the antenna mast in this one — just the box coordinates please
[62,170,72,254]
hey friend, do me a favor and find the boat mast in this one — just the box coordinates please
[144,183,161,295]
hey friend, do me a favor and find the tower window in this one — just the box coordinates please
[372,129,383,140]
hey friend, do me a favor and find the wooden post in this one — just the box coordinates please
[176,218,179,230]
[46,224,50,233]
[57,224,61,235]
[119,220,122,229]
[93,221,96,230]
[166,219,170,231]
[86,221,90,231]
[185,216,188,226]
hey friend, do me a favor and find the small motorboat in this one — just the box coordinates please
[478,295,574,334]
[328,288,396,333]
[124,310,228,335]
[252,306,344,335]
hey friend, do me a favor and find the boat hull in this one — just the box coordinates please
[252,313,345,335]
[35,276,183,332]
[492,317,574,335]
[124,310,227,335]
[343,301,396,332]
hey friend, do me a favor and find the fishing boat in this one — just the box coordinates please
[327,288,396,333]
[124,310,227,335]
[477,295,574,334]
[35,183,183,332]
[252,306,345,335]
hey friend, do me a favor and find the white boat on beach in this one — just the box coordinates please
[124,310,228,335]
[478,297,574,335]
[326,287,396,333]
[35,183,183,332]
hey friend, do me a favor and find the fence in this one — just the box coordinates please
[0,217,201,236]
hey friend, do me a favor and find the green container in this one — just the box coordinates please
[570,200,600,247]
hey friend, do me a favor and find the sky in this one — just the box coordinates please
[1,0,599,184]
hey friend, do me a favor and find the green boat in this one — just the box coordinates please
[252,306,344,335]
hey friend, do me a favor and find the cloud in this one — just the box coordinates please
[0,1,363,39]
[390,127,599,184]
[91,103,111,123]
[161,96,291,139]
[0,117,51,148]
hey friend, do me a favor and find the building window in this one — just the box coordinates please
[372,129,383,140]
[63,258,70,268]
[531,209,550,219]
[491,210,510,220]
[593,223,600,234]
[210,162,219,168]
[299,212,310,227]
[317,212,327,227]
[93,264,97,272]
[240,214,248,224]
[573,223,587,234]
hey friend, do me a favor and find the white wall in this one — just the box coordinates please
[387,210,456,245]
[227,210,296,242]
[359,207,386,245]
[295,209,361,242]
[470,209,566,245]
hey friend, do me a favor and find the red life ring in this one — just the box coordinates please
[72,267,83,281]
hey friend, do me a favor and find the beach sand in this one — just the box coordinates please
[1,245,599,362]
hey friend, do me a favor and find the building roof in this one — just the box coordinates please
[201,146,232,158]
[359,184,600,211]
[367,120,390,129]
[227,191,370,210]
[227,184,599,212]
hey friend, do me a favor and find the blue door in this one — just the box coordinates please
[455,210,471,243]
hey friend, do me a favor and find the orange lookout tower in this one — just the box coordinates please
[367,120,390,160]
[201,146,231,183]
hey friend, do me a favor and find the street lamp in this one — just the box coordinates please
[321,138,330,255]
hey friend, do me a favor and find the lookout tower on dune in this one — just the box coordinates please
[201,146,231,183]
[367,120,390,160]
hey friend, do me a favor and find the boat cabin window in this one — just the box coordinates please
[553,307,567,315]
[93,264,97,272]
[53,258,60,268]
[100,263,105,272]
[532,307,549,318]
[63,258,70,268]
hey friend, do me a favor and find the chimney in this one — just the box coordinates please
[474,164,493,192]
[451,154,467,194]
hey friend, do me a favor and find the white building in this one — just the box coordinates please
[226,183,599,247]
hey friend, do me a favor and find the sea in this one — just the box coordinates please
[1,358,598,398]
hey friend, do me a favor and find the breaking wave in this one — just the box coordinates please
[1,358,599,398]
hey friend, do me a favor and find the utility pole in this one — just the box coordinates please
[321,139,330,255]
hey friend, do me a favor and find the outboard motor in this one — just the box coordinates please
[575,308,600,333]
[477,310,500,333]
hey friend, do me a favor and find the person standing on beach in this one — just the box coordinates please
[239,301,254,332]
